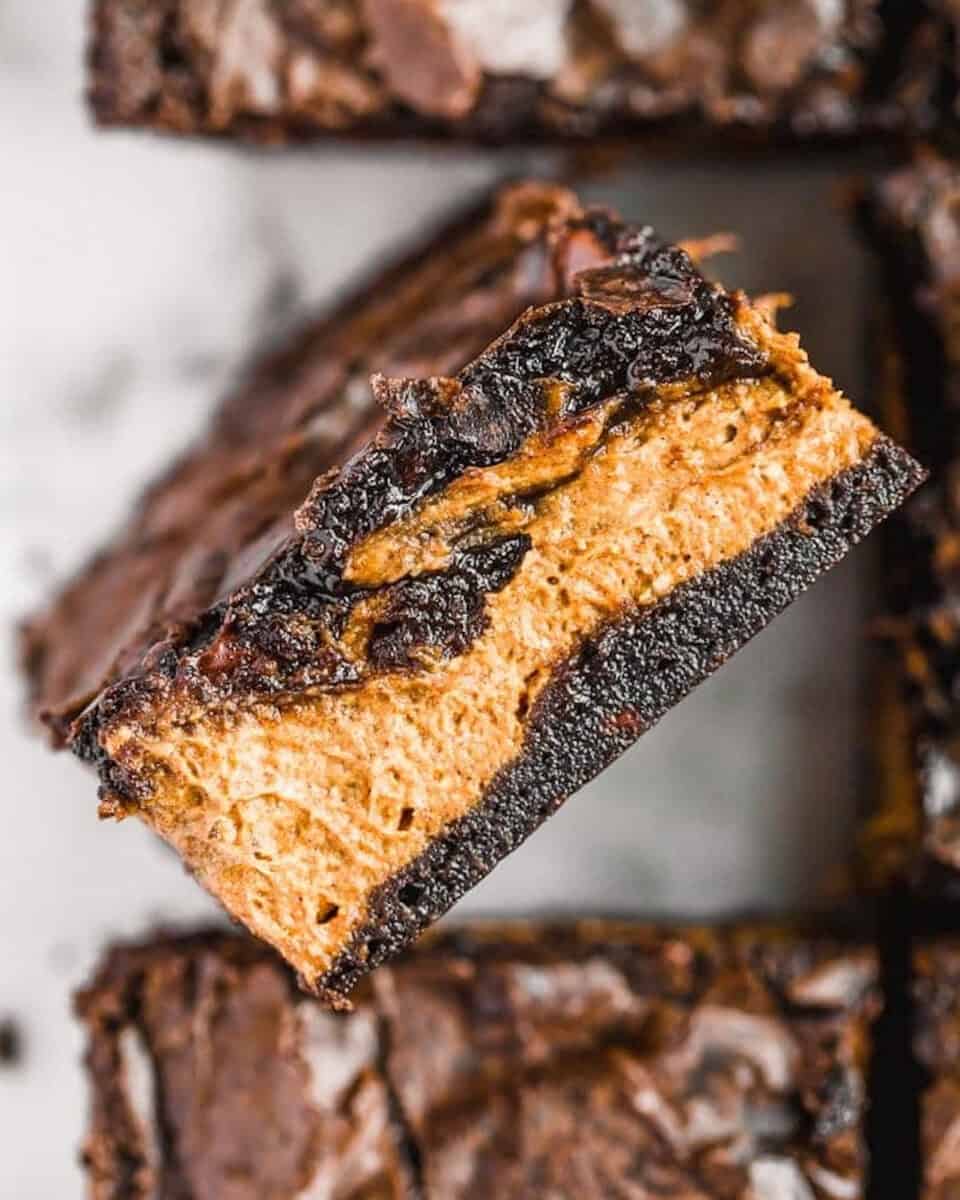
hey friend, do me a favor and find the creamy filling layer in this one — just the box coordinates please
[100,322,878,983]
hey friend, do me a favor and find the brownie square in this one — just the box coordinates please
[89,1,941,146]
[375,922,879,1199]
[78,924,879,1198]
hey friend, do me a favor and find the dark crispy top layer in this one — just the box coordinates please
[89,0,942,143]
[865,154,960,879]
[79,925,878,1200]
[24,186,769,791]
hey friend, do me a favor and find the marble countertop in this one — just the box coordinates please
[1,5,876,1195]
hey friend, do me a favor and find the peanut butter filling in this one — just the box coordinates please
[99,312,879,984]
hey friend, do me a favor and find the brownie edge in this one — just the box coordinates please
[915,943,960,1199]
[26,180,923,1004]
[861,152,960,895]
[88,0,943,146]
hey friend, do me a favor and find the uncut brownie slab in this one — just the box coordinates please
[89,0,942,145]
[78,924,879,1199]
[23,183,922,1004]
[862,155,960,892]
[914,942,960,1198]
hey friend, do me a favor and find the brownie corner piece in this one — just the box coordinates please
[75,931,415,1199]
[915,941,960,1198]
[26,185,923,1004]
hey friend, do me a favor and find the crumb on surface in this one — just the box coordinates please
[0,1019,24,1067]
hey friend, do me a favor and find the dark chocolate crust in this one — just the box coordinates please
[88,0,943,146]
[317,435,924,999]
[78,923,879,1200]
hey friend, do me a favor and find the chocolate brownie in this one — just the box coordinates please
[78,924,879,1199]
[88,0,942,145]
[76,933,413,1199]
[861,154,960,894]
[913,942,960,1198]
[24,184,922,1004]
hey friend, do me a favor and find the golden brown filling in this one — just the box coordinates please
[100,313,878,983]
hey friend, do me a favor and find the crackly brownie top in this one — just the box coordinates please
[77,932,409,1199]
[914,943,960,1197]
[79,925,877,1200]
[379,923,879,1199]
[90,0,939,141]
[26,185,771,776]
[867,155,960,875]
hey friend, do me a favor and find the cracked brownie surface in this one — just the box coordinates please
[88,0,942,145]
[862,154,960,893]
[78,924,879,1199]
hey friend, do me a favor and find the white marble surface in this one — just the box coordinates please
[1,6,876,1195]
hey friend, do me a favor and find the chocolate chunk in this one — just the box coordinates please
[362,0,482,119]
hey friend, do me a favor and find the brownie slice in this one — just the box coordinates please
[861,154,960,894]
[78,924,879,1199]
[914,942,960,1198]
[88,0,942,145]
[24,184,922,1004]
